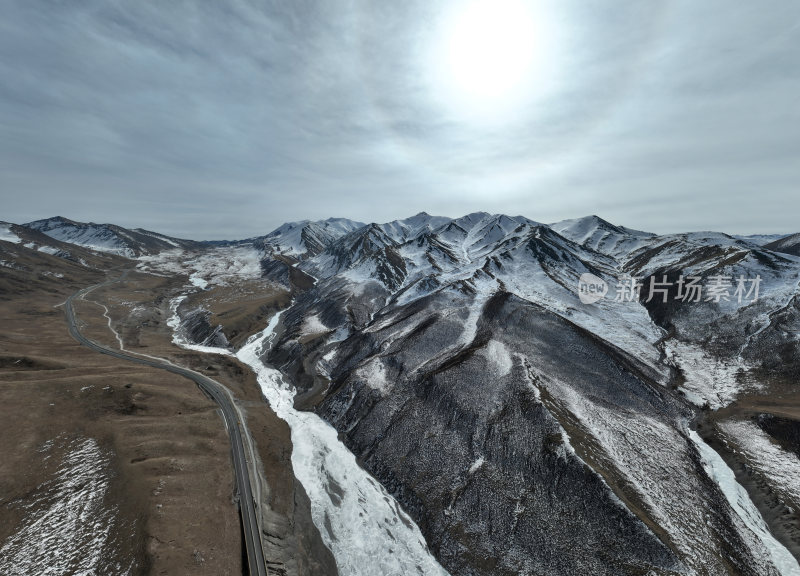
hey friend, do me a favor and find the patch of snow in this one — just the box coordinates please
[481,339,513,377]
[189,273,209,290]
[38,245,61,256]
[455,296,485,348]
[468,457,485,475]
[302,314,328,335]
[519,357,542,401]
[357,357,391,395]
[136,230,180,247]
[0,259,23,270]
[665,341,757,409]
[0,223,21,244]
[41,271,64,278]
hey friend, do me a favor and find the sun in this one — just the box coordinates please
[430,0,557,125]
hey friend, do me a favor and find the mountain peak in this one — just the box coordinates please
[26,215,81,229]
[261,218,364,257]
[549,215,654,259]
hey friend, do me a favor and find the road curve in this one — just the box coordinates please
[64,276,268,576]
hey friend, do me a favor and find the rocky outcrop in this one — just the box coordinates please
[178,307,230,348]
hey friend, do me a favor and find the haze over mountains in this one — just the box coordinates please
[3,211,800,576]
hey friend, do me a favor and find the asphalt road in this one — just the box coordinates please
[64,276,268,576]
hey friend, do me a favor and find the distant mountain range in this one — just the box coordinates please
[10,212,798,260]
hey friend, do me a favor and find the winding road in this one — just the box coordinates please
[63,275,268,576]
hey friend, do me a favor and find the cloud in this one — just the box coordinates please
[0,0,798,238]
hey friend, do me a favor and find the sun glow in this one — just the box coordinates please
[430,0,558,125]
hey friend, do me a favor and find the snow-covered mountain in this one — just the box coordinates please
[253,218,366,258]
[10,211,800,576]
[253,213,800,576]
[24,216,200,257]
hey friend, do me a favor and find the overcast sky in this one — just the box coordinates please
[1,1,798,239]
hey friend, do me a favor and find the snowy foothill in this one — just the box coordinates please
[550,215,654,261]
[135,229,180,247]
[555,383,725,571]
[33,222,136,257]
[543,376,797,575]
[263,218,365,256]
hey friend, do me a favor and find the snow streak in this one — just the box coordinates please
[0,438,132,576]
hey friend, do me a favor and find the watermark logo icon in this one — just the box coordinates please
[578,273,608,304]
